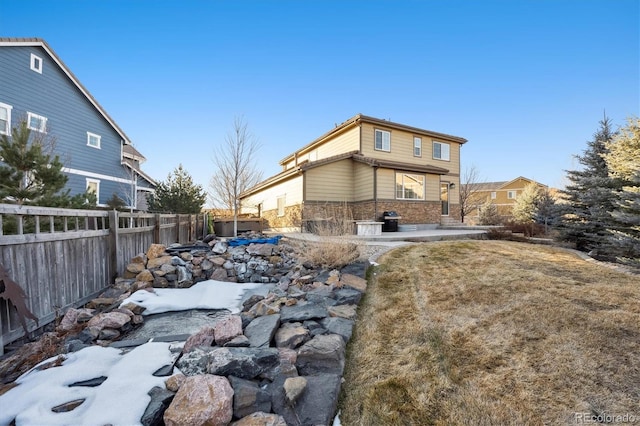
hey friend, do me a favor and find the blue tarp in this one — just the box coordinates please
[227,235,283,246]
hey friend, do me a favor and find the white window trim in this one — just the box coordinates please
[490,191,496,199]
[433,141,450,161]
[507,190,517,199]
[27,112,47,133]
[87,132,102,149]
[0,102,12,136]
[395,172,425,200]
[374,129,391,152]
[277,195,286,217]
[86,178,100,202]
[413,136,422,157]
[30,53,43,74]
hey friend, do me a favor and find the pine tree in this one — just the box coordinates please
[0,121,68,205]
[147,164,206,214]
[557,116,622,253]
[602,117,640,267]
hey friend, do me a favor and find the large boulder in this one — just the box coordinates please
[176,347,281,380]
[163,374,233,426]
[295,334,345,376]
[271,374,342,426]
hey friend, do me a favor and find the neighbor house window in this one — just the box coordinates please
[490,191,496,199]
[30,53,43,73]
[0,102,12,135]
[27,112,47,132]
[86,178,100,202]
[507,190,517,199]
[413,137,422,157]
[277,195,285,217]
[374,129,391,152]
[87,132,101,149]
[433,141,450,160]
[395,173,425,200]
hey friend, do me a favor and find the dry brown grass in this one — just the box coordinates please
[340,240,640,425]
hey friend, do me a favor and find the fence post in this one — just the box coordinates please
[154,214,161,244]
[108,210,119,281]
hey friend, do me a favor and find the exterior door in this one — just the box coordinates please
[441,183,449,216]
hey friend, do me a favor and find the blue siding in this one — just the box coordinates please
[0,44,153,206]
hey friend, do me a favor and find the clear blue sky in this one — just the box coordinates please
[1,0,638,203]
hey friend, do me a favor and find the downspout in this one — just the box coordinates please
[373,165,378,221]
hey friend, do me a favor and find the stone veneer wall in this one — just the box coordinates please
[303,200,461,225]
[262,205,302,231]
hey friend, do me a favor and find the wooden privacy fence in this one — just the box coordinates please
[0,204,208,352]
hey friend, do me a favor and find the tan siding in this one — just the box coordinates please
[305,159,354,201]
[426,174,440,201]
[360,123,462,177]
[354,162,374,201]
[282,126,359,169]
[242,175,303,212]
[377,168,396,199]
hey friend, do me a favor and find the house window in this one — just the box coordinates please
[374,129,391,152]
[86,178,100,202]
[27,112,47,133]
[413,137,422,157]
[490,191,496,199]
[87,132,101,149]
[433,141,450,161]
[395,173,425,200]
[0,102,12,135]
[507,190,517,199]
[277,195,285,217]
[30,53,43,74]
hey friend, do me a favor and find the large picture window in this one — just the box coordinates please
[375,129,391,152]
[395,173,425,200]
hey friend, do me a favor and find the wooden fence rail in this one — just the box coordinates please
[0,204,208,353]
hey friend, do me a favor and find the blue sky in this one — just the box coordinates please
[1,0,638,203]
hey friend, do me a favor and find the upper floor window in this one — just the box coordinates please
[87,132,101,149]
[395,172,425,200]
[0,102,12,135]
[27,112,47,133]
[375,129,391,152]
[433,141,450,161]
[490,191,497,199]
[413,137,422,157]
[30,54,43,74]
[507,190,517,199]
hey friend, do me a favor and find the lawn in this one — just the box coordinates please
[339,240,640,425]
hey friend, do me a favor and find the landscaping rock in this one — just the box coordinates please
[214,315,243,346]
[229,376,271,419]
[271,374,342,426]
[340,273,367,292]
[163,375,233,426]
[333,287,363,305]
[206,347,280,379]
[183,327,215,353]
[232,411,287,426]
[280,303,328,322]
[245,314,280,348]
[296,334,346,376]
[274,324,309,349]
[283,376,307,404]
[320,317,355,342]
[86,312,131,331]
[141,386,175,426]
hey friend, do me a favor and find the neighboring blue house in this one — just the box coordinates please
[0,37,155,210]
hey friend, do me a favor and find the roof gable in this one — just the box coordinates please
[0,37,133,145]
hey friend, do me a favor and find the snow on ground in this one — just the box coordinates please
[119,279,264,315]
[0,342,175,425]
[0,280,266,425]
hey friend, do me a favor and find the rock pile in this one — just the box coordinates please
[0,234,370,426]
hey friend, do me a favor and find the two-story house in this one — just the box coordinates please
[0,38,155,209]
[464,176,549,224]
[239,114,468,231]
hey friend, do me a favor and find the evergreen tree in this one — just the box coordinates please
[478,199,501,225]
[0,121,67,205]
[602,117,640,267]
[557,116,622,253]
[147,164,206,214]
[535,187,558,235]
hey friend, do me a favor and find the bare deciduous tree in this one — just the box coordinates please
[459,164,484,223]
[209,116,263,236]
